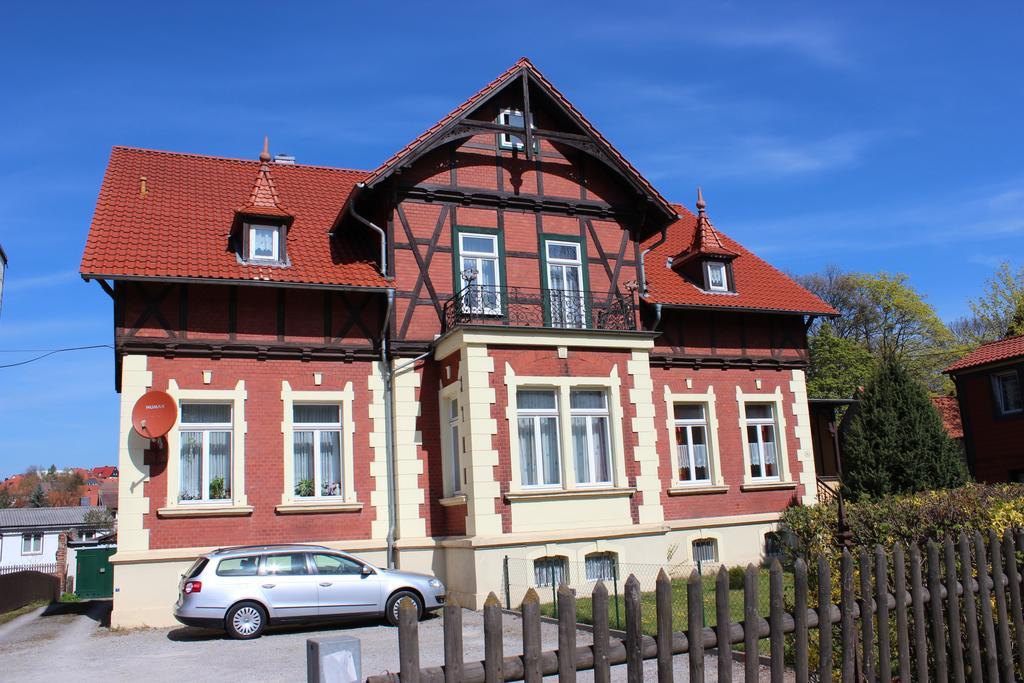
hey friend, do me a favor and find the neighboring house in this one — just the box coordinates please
[946,334,1024,482]
[80,58,835,628]
[931,396,965,447]
[0,506,109,571]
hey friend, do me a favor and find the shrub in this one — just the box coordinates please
[728,565,746,591]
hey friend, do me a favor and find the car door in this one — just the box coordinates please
[257,552,318,619]
[310,552,383,617]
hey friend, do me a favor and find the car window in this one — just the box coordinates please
[217,556,259,576]
[186,558,209,579]
[261,553,310,576]
[311,553,364,575]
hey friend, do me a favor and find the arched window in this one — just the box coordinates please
[692,538,718,564]
[585,552,617,582]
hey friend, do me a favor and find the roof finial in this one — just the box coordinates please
[259,136,271,163]
[696,186,706,214]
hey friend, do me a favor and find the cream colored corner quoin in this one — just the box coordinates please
[115,355,154,553]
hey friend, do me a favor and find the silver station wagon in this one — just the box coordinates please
[173,544,446,638]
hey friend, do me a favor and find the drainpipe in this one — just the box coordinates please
[349,184,389,279]
[638,225,668,297]
[652,303,663,331]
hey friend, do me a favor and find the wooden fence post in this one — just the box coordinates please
[443,596,463,683]
[483,592,504,683]
[859,549,876,682]
[557,583,577,682]
[625,574,642,683]
[910,543,929,683]
[770,560,784,683]
[817,555,833,682]
[893,543,911,682]
[744,564,760,682]
[975,531,1000,682]
[927,541,948,682]
[840,549,856,683]
[688,570,703,683]
[794,558,808,683]
[959,533,983,683]
[874,545,891,682]
[1003,529,1024,675]
[943,539,965,683]
[716,566,732,683]
[656,569,673,683]
[988,530,1015,682]
[591,581,610,683]
[521,588,542,683]
[399,597,420,683]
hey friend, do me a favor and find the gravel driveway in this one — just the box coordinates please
[0,600,777,681]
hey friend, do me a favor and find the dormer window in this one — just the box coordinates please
[498,108,536,150]
[705,261,729,292]
[244,223,285,264]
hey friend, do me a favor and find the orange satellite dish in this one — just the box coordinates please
[132,390,177,439]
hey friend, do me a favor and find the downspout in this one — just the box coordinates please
[638,224,669,297]
[349,184,389,279]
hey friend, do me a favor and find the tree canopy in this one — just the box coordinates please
[951,262,1024,347]
[806,322,876,399]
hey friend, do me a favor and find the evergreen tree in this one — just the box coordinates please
[841,358,968,500]
[0,488,12,509]
[28,484,49,508]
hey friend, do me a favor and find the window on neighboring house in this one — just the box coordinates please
[293,404,343,499]
[447,398,462,495]
[21,533,42,555]
[248,224,283,262]
[692,538,718,564]
[585,552,617,582]
[570,390,612,485]
[674,404,711,483]
[993,371,1023,415]
[498,108,536,150]
[745,404,780,480]
[179,403,233,502]
[705,261,729,292]
[458,232,501,314]
[518,390,561,487]
[534,556,568,587]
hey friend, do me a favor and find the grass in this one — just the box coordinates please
[538,568,794,654]
[59,592,81,603]
[0,600,48,625]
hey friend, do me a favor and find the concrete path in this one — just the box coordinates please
[0,601,783,681]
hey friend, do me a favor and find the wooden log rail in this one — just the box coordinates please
[369,529,1024,682]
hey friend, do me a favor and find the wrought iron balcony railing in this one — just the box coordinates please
[442,285,637,333]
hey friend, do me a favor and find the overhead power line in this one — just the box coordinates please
[0,344,113,369]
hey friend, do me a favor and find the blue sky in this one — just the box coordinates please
[2,2,1022,475]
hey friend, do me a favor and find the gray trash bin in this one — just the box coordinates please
[307,635,362,683]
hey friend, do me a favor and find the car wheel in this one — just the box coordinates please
[385,590,423,627]
[226,601,267,639]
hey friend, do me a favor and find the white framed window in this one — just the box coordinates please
[21,533,42,555]
[248,224,282,262]
[570,390,612,485]
[674,403,711,483]
[179,403,233,502]
[517,389,561,488]
[993,371,1023,415]
[745,403,780,480]
[292,404,343,499]
[692,538,718,564]
[534,556,567,587]
[458,232,501,314]
[705,261,728,291]
[545,240,587,329]
[498,107,535,150]
[447,398,462,494]
[585,552,617,582]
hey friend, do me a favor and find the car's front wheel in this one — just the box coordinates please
[226,601,267,639]
[385,590,423,626]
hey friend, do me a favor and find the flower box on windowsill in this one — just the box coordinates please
[667,484,730,497]
[504,487,635,502]
[275,500,364,515]
[157,504,254,518]
[740,481,798,492]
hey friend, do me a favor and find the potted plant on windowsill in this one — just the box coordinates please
[209,477,227,500]
[295,479,315,497]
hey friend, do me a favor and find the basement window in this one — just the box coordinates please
[692,538,718,564]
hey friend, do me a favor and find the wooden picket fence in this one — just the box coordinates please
[368,529,1024,682]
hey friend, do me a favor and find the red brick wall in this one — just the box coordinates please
[956,367,1024,482]
[141,357,381,549]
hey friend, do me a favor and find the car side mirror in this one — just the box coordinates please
[361,565,374,576]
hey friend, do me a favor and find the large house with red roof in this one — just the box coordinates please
[946,334,1024,482]
[81,59,835,627]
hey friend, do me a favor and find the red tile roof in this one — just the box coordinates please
[80,147,388,289]
[931,396,964,439]
[643,205,837,315]
[945,334,1024,373]
[673,189,737,264]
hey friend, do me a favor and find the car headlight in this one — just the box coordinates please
[428,579,443,589]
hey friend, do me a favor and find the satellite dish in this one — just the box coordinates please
[132,390,177,439]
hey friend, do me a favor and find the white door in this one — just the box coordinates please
[545,241,586,328]
[458,233,501,314]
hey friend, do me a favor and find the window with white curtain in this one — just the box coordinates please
[745,404,779,480]
[293,404,343,498]
[570,390,612,486]
[534,556,567,587]
[674,404,711,483]
[447,398,462,494]
[248,224,281,261]
[179,403,232,502]
[585,552,617,581]
[458,233,501,314]
[692,538,718,564]
[517,390,561,487]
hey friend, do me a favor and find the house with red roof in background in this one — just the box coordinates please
[80,58,836,628]
[946,334,1024,482]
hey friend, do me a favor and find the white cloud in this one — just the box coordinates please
[698,23,853,68]
[3,269,78,294]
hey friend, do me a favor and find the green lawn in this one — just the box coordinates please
[538,569,794,654]
[0,600,48,626]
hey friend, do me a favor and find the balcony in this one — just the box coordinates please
[442,285,638,333]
